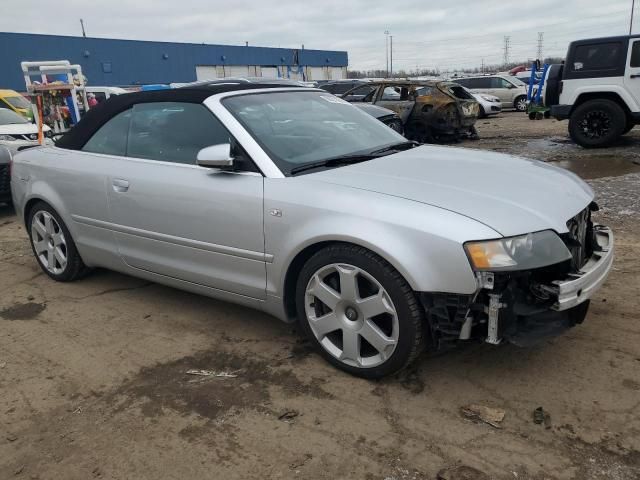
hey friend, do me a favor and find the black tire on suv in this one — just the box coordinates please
[568,99,626,148]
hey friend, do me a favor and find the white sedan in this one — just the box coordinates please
[0,109,52,152]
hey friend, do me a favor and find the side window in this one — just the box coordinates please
[381,86,401,100]
[472,78,491,88]
[93,92,107,103]
[631,41,640,68]
[572,42,623,71]
[344,84,376,100]
[415,86,434,96]
[82,109,132,156]
[126,102,230,164]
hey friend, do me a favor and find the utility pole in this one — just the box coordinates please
[631,0,636,34]
[390,35,393,78]
[481,58,485,74]
[384,31,389,77]
[80,19,87,38]
[503,36,511,68]
[537,32,544,61]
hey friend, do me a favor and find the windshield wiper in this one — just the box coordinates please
[290,153,379,175]
[369,140,418,155]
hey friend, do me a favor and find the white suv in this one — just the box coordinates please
[546,35,640,148]
[453,75,528,111]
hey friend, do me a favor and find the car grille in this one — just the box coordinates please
[0,164,10,196]
[564,207,592,271]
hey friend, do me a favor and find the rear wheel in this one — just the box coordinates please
[405,121,433,143]
[514,95,527,112]
[27,202,90,281]
[568,99,626,148]
[295,244,426,379]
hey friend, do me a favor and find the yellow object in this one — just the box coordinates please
[0,89,33,119]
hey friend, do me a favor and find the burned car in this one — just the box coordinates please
[342,80,479,142]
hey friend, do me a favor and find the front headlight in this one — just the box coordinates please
[464,230,572,271]
[480,95,495,102]
[0,135,16,142]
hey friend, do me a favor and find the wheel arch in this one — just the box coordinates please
[572,92,633,122]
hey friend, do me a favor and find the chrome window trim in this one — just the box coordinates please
[203,87,324,179]
[64,147,263,177]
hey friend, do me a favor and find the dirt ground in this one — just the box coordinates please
[1,112,639,480]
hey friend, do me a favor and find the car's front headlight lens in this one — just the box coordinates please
[0,135,16,142]
[464,230,572,271]
[480,95,495,102]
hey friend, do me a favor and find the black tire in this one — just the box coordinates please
[386,118,404,136]
[528,112,536,120]
[27,201,90,282]
[295,243,426,379]
[404,121,433,144]
[622,120,635,135]
[514,95,527,112]
[568,99,626,148]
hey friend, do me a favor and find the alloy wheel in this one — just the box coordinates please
[31,210,67,275]
[516,97,527,111]
[579,110,611,139]
[304,263,399,368]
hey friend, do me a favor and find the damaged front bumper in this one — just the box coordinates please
[551,226,613,311]
[423,224,614,348]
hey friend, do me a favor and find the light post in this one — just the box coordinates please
[390,35,393,78]
[384,30,389,77]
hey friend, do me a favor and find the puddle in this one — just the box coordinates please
[526,137,640,179]
[0,302,46,320]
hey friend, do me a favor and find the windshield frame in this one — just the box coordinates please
[220,89,406,176]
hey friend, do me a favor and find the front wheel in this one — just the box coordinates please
[295,244,426,379]
[27,202,90,281]
[514,96,527,112]
[568,99,626,148]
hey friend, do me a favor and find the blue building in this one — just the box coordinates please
[0,32,349,91]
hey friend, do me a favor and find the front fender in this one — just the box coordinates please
[264,178,499,299]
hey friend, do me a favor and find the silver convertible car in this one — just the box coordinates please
[10,84,614,378]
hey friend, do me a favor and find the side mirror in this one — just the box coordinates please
[196,143,234,168]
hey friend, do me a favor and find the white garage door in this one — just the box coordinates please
[195,65,218,80]
[226,66,249,77]
[331,67,345,80]
[261,66,279,79]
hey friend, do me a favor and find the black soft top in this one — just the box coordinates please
[56,83,294,150]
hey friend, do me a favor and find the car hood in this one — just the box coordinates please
[0,123,50,135]
[353,103,397,119]
[307,146,593,237]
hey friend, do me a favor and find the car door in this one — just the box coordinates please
[374,85,415,122]
[626,39,640,106]
[104,101,266,299]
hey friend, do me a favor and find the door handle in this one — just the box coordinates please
[630,74,640,79]
[112,178,130,192]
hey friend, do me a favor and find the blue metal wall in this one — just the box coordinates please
[0,32,348,90]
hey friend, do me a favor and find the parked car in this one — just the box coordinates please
[0,146,11,205]
[544,34,640,148]
[11,84,614,378]
[319,80,368,97]
[0,89,33,120]
[85,86,129,104]
[453,75,529,111]
[0,109,52,153]
[341,80,479,142]
[468,90,502,118]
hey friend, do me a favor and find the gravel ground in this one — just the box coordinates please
[1,113,639,480]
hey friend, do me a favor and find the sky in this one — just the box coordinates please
[0,0,637,72]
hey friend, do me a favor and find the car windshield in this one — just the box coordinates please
[0,109,29,125]
[4,95,31,110]
[509,77,526,87]
[223,90,405,175]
